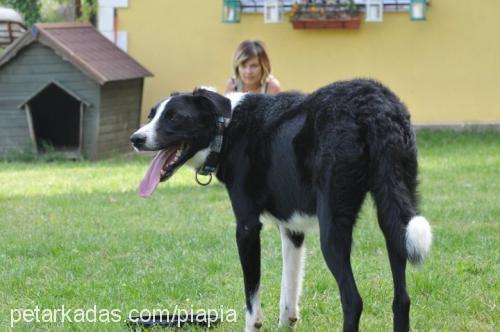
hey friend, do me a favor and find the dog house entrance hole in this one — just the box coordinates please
[25,83,84,156]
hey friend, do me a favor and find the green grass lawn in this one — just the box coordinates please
[0,131,498,331]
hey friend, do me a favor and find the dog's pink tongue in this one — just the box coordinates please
[138,150,170,198]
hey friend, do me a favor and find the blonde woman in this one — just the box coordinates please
[224,40,281,95]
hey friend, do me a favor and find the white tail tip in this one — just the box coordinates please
[406,216,432,265]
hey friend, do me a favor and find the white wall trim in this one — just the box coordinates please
[97,0,128,51]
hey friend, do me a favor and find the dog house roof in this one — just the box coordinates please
[0,22,153,84]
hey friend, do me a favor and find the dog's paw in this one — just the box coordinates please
[279,306,299,327]
[245,321,263,332]
[245,307,263,331]
[278,316,299,327]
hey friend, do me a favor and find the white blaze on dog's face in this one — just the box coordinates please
[130,89,232,197]
[132,98,171,151]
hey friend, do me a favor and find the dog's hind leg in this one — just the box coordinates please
[316,163,368,332]
[371,169,413,332]
[366,111,431,331]
[369,145,425,332]
[235,219,263,332]
[278,227,305,327]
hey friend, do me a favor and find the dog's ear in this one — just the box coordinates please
[193,89,232,119]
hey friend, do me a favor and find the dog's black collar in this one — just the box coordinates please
[195,116,227,185]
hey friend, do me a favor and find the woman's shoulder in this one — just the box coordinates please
[266,75,281,94]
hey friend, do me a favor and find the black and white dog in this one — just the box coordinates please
[130,79,432,332]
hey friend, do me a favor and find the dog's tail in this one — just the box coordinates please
[405,216,432,265]
[366,95,432,266]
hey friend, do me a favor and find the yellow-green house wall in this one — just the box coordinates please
[118,1,500,125]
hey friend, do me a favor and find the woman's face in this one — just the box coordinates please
[238,56,262,86]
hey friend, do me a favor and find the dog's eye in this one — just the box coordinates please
[147,109,156,121]
[165,112,178,121]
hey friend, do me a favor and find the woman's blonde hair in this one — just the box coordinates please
[233,40,271,85]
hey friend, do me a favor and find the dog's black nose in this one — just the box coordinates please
[130,133,146,148]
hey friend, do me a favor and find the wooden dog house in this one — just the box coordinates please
[0,22,152,159]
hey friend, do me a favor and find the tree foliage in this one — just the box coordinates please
[81,0,97,23]
[0,0,97,26]
[0,0,41,26]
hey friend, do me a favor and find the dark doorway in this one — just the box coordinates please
[29,84,81,153]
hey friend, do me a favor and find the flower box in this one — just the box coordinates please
[290,1,361,30]
[291,16,361,30]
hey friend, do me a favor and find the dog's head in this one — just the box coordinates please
[130,88,231,197]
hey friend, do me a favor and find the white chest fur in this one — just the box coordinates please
[260,211,318,233]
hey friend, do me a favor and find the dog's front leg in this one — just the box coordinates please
[236,219,263,332]
[279,227,306,327]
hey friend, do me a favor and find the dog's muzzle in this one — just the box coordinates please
[130,133,146,150]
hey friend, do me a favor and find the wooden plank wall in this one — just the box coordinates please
[0,43,100,158]
[96,79,142,158]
